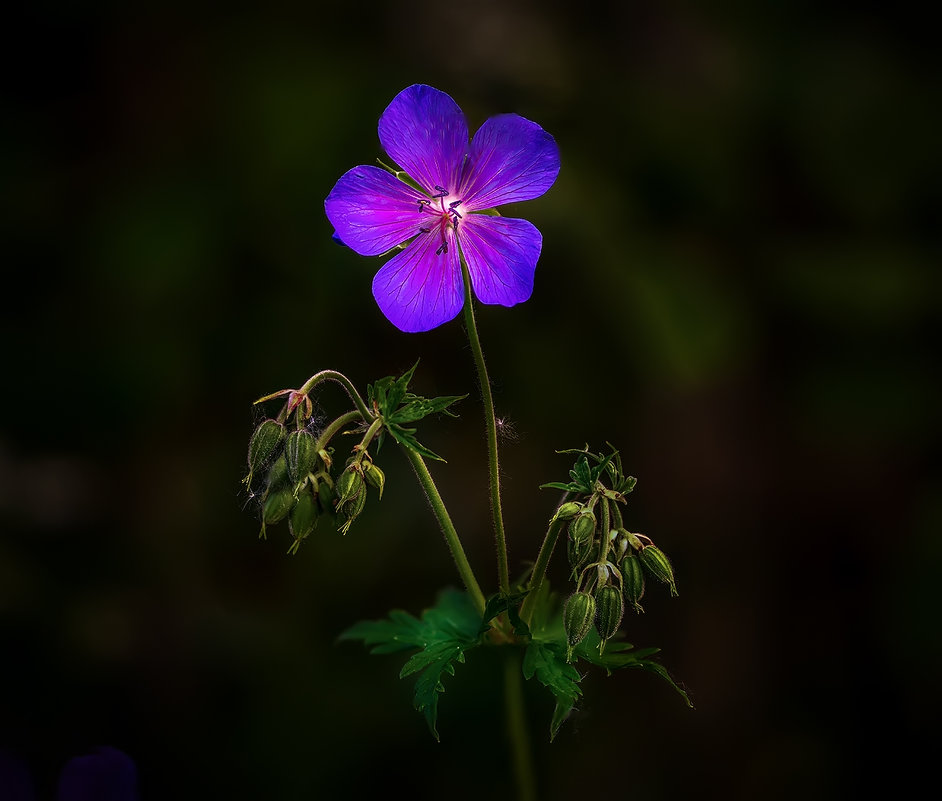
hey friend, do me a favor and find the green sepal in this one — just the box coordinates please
[338,589,481,741]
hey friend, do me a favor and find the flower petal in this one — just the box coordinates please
[459,215,543,307]
[460,114,560,210]
[325,165,425,256]
[378,85,469,196]
[372,229,464,332]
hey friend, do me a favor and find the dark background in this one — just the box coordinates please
[2,2,939,799]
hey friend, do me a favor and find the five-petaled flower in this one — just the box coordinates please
[325,84,560,332]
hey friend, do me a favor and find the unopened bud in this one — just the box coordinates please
[552,501,582,523]
[285,429,318,485]
[568,535,596,576]
[265,455,289,492]
[245,419,285,486]
[594,584,624,651]
[620,553,646,613]
[261,487,295,530]
[316,478,335,516]
[289,489,318,543]
[568,510,597,543]
[337,486,367,535]
[335,464,365,507]
[639,545,678,597]
[563,591,596,661]
[364,462,385,499]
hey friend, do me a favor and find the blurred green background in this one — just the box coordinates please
[2,2,939,799]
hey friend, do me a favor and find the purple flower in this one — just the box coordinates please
[325,84,560,333]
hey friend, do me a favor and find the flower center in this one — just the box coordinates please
[417,185,463,255]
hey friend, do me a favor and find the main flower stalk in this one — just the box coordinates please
[459,249,510,596]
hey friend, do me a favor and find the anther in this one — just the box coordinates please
[417,199,430,212]
[435,241,448,255]
[432,185,448,199]
[418,227,431,233]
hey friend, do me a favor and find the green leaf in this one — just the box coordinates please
[576,631,693,708]
[392,393,467,424]
[478,591,531,637]
[523,640,583,741]
[338,588,482,739]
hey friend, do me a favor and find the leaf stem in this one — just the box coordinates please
[402,446,486,615]
[458,250,510,596]
[505,652,536,801]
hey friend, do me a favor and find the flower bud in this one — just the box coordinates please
[594,584,624,651]
[289,489,318,543]
[567,535,596,576]
[639,545,678,597]
[563,591,596,661]
[313,478,333,516]
[285,429,318,485]
[259,487,295,539]
[265,455,290,492]
[337,485,367,535]
[552,501,582,523]
[620,553,646,613]
[245,419,285,486]
[364,462,385,499]
[335,464,365,507]
[568,510,596,544]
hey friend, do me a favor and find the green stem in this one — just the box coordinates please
[598,497,612,564]
[314,410,363,452]
[505,653,536,801]
[458,251,510,596]
[354,415,385,457]
[297,369,374,420]
[519,516,565,625]
[402,447,486,615]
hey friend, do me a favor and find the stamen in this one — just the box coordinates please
[436,240,448,255]
[418,227,431,233]
[432,185,448,199]
[417,199,430,212]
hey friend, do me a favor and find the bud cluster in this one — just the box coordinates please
[547,447,679,659]
[243,409,386,553]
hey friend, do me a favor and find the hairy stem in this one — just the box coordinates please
[402,447,486,615]
[298,369,374,420]
[505,653,536,801]
[314,410,364,452]
[519,516,566,626]
[459,251,510,596]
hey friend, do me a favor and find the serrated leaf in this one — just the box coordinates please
[338,588,481,740]
[539,481,582,493]
[386,423,448,462]
[392,393,467,424]
[523,640,583,741]
[575,631,693,707]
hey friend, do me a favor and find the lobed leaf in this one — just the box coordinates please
[339,589,482,740]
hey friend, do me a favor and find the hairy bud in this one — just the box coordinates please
[594,584,624,651]
[364,462,386,499]
[568,510,597,544]
[552,501,582,523]
[285,429,318,486]
[620,553,646,613]
[563,591,596,661]
[289,489,318,545]
[245,419,285,486]
[639,545,678,597]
